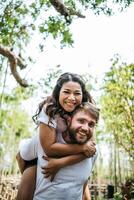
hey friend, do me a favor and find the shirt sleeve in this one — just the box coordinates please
[37,108,57,129]
[19,134,38,161]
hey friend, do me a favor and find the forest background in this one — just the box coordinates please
[0,0,134,199]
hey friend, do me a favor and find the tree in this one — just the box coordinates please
[0,0,134,86]
[100,55,134,160]
[0,86,35,173]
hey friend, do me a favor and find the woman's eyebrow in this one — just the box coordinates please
[63,88,81,91]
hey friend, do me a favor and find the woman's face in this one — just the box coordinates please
[59,81,83,112]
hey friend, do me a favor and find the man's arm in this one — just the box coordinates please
[83,181,91,200]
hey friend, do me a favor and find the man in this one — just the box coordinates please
[18,102,99,200]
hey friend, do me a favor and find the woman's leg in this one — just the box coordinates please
[16,165,37,200]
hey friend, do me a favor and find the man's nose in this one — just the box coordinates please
[81,123,89,132]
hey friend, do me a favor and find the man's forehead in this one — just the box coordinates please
[73,110,95,120]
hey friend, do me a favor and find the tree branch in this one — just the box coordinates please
[0,45,28,87]
[49,0,85,19]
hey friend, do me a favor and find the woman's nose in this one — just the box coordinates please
[68,94,75,100]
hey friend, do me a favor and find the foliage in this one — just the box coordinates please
[100,55,134,159]
[1,0,134,86]
[114,192,123,200]
[81,72,94,91]
[114,177,134,200]
[0,0,132,49]
[0,85,35,173]
[34,65,94,101]
[36,65,62,97]
[121,177,134,199]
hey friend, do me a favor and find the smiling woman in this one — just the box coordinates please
[59,81,83,112]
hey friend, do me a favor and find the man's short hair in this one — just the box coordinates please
[72,102,100,123]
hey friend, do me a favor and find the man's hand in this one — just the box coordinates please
[42,156,62,181]
[82,141,96,158]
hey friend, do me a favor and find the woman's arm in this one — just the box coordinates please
[39,123,96,157]
[42,154,86,181]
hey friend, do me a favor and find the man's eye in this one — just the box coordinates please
[88,123,95,128]
[78,119,84,123]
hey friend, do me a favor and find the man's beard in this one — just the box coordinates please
[68,127,82,144]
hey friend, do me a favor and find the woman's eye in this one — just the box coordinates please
[63,91,69,94]
[75,92,82,96]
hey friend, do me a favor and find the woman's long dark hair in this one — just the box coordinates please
[33,72,94,124]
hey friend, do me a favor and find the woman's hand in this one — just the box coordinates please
[82,141,96,158]
[41,156,62,181]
